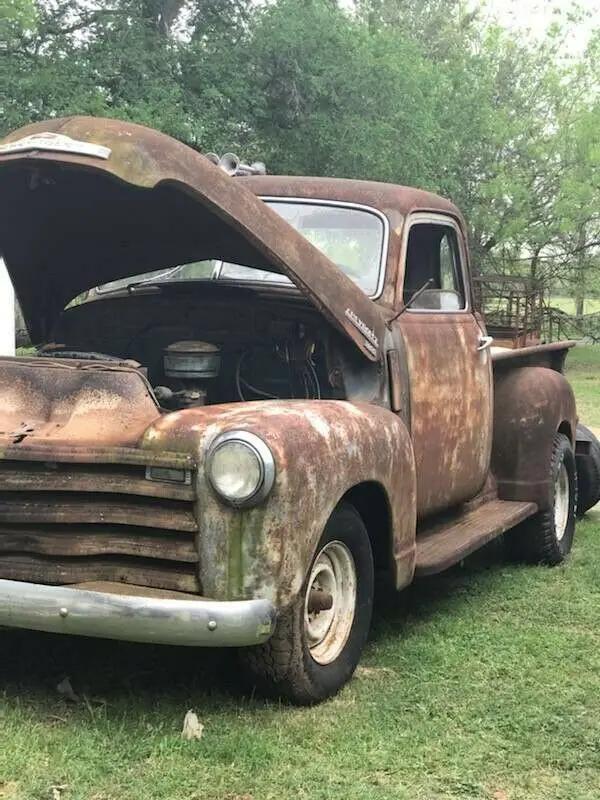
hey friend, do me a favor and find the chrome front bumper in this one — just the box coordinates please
[0,579,277,647]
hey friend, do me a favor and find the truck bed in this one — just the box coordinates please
[491,340,577,372]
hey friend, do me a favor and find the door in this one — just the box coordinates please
[397,214,493,518]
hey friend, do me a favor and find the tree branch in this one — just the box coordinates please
[41,9,123,38]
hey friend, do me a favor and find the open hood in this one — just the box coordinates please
[0,117,383,361]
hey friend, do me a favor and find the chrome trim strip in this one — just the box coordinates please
[215,196,390,301]
[0,579,277,647]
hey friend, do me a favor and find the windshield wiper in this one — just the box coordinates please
[387,279,434,326]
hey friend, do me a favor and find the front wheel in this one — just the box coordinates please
[505,432,577,565]
[240,503,374,705]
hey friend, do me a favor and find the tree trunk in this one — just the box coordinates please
[529,245,542,281]
[142,0,186,36]
[573,225,588,319]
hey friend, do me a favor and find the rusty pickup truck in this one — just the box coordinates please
[0,117,584,704]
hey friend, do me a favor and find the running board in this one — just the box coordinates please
[415,500,537,577]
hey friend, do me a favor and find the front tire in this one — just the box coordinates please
[505,432,577,564]
[240,503,374,705]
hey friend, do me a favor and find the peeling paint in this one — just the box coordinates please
[0,114,578,631]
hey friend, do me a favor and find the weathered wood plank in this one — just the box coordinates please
[0,526,198,562]
[0,495,197,532]
[0,466,195,501]
[0,445,195,469]
[0,553,199,593]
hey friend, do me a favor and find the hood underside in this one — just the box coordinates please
[0,117,383,360]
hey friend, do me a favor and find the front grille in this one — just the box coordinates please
[0,459,200,593]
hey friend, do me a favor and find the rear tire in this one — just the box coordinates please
[505,433,576,565]
[240,503,374,705]
[576,423,600,516]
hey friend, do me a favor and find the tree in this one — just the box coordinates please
[240,0,447,188]
[1,0,599,316]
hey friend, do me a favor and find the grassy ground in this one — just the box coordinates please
[549,296,600,316]
[0,349,599,800]
[565,344,600,429]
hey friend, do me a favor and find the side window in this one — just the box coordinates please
[403,222,466,311]
[439,234,456,292]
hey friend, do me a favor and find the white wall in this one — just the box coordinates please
[0,259,15,356]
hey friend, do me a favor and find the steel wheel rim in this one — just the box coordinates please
[554,463,570,541]
[304,540,357,665]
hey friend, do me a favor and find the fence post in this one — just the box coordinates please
[0,259,15,356]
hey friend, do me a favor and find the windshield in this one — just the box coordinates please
[93,200,385,297]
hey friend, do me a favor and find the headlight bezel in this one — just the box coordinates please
[206,430,276,507]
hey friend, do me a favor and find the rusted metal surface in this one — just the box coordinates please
[0,498,199,588]
[307,587,334,613]
[0,444,194,468]
[0,117,384,360]
[492,367,577,508]
[140,399,417,605]
[398,312,493,517]
[415,499,537,576]
[0,350,416,605]
[0,555,199,593]
[0,356,160,448]
[0,462,195,501]
[473,275,544,348]
[68,581,207,600]
[0,527,197,562]
[239,175,463,221]
[0,494,196,531]
[491,340,576,370]
[0,481,200,588]
[0,355,199,591]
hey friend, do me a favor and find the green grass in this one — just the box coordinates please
[0,351,599,800]
[549,296,600,316]
[566,344,600,429]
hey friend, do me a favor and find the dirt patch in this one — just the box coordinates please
[0,782,20,799]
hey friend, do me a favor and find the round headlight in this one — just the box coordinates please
[206,431,275,507]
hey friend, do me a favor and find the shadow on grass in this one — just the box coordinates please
[0,538,512,710]
[368,537,515,656]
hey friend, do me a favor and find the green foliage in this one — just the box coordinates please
[242,0,444,187]
[0,0,36,30]
[0,0,599,306]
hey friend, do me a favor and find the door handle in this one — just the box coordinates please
[477,335,494,352]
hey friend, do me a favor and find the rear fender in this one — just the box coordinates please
[142,400,416,606]
[491,367,577,508]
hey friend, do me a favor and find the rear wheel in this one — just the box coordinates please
[240,503,374,705]
[576,423,600,516]
[505,433,577,564]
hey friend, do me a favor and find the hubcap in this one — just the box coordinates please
[303,540,357,665]
[554,462,570,541]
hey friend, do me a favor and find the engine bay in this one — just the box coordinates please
[39,284,377,409]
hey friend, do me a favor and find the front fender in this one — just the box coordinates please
[492,367,577,508]
[141,400,416,606]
